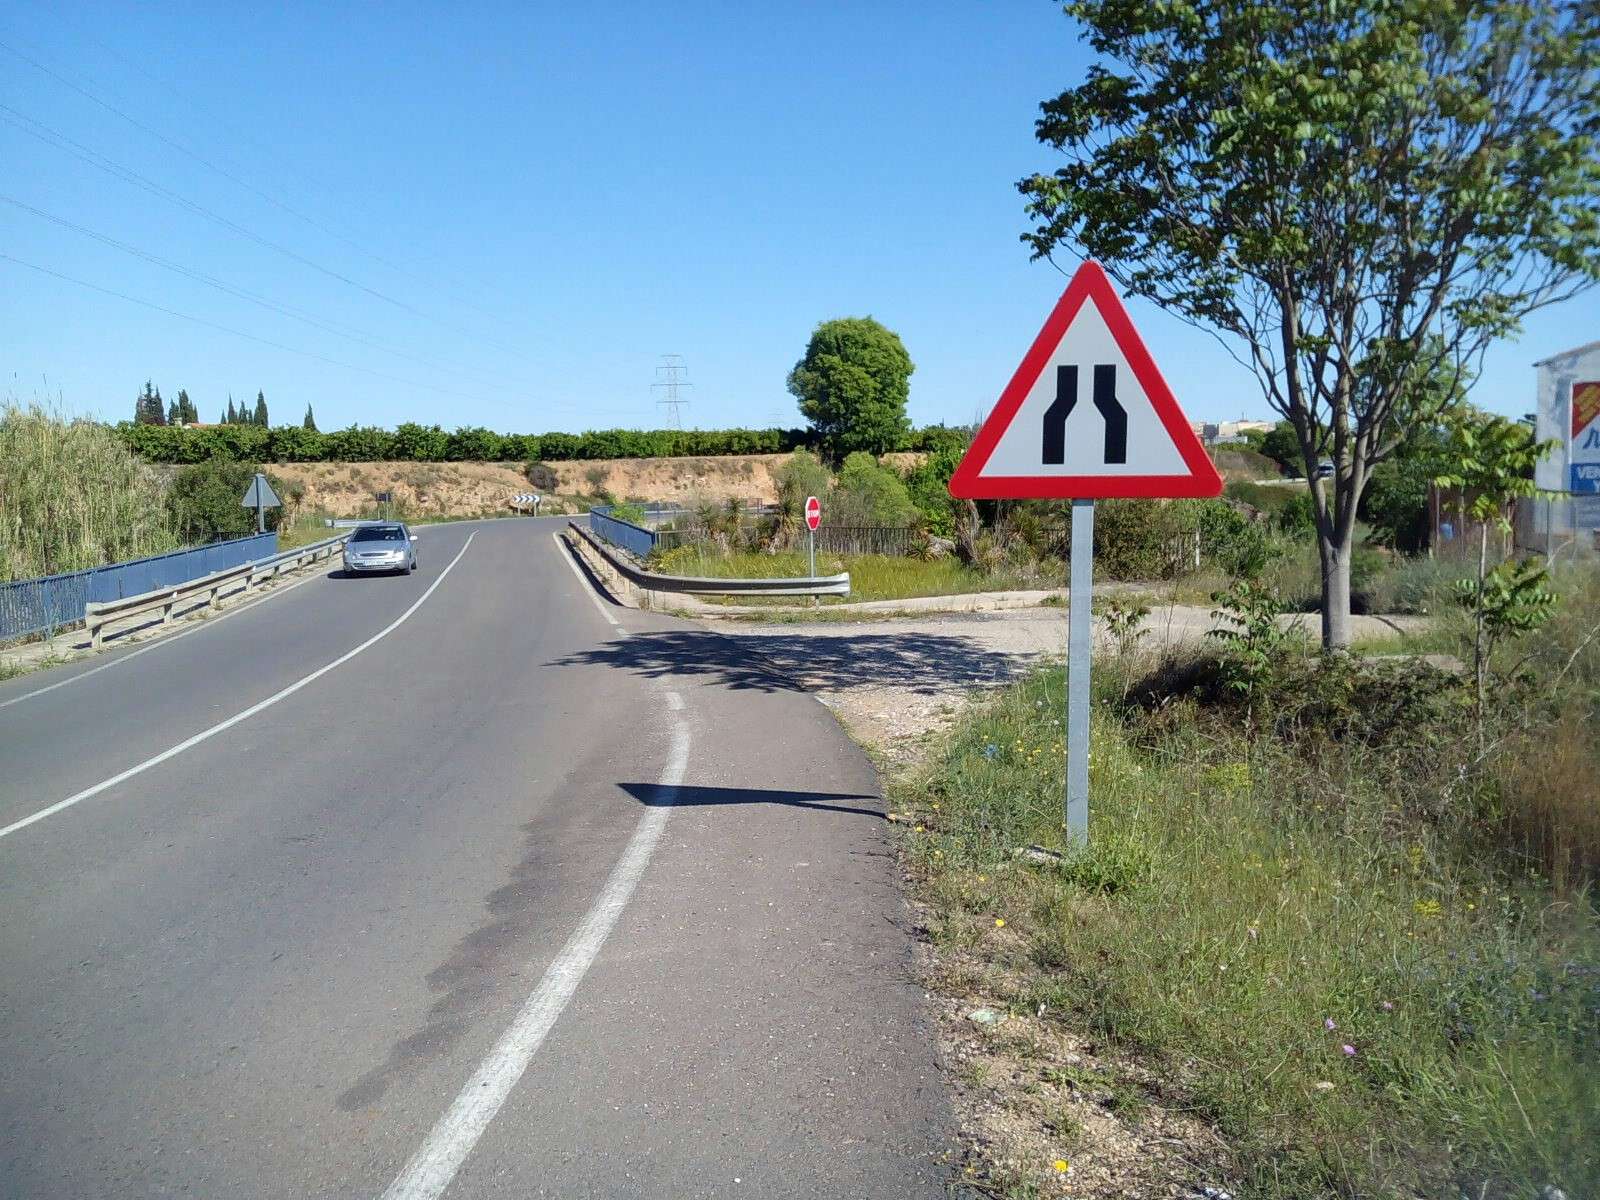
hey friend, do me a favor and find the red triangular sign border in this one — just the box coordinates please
[948,260,1224,500]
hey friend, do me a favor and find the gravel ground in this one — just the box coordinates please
[710,604,1423,768]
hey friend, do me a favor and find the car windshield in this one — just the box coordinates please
[351,526,405,542]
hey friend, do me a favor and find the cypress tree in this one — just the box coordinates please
[303,404,318,432]
[253,390,269,427]
[134,381,167,426]
[226,395,238,424]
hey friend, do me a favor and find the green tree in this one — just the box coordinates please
[391,422,449,461]
[225,395,238,424]
[1257,423,1301,475]
[173,388,197,424]
[302,404,317,432]
[1020,0,1600,649]
[1433,410,1556,751]
[253,391,269,427]
[168,460,284,543]
[787,317,914,459]
[134,380,166,426]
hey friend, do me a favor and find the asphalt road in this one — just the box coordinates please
[0,516,951,1198]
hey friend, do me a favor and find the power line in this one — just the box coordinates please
[0,192,529,395]
[652,354,692,429]
[1,34,519,333]
[0,250,574,411]
[0,102,535,364]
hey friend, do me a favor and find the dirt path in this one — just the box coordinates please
[711,604,1424,768]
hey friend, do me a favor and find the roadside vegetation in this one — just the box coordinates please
[897,564,1599,1198]
[0,403,177,582]
[655,548,1037,605]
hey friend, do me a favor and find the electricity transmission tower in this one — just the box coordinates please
[653,354,692,428]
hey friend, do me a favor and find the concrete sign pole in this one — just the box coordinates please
[1065,499,1095,840]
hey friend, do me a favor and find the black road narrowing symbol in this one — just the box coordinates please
[1042,363,1127,466]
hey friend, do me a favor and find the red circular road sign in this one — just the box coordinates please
[804,495,821,531]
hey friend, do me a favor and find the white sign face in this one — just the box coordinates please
[983,297,1187,478]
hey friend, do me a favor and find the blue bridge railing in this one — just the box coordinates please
[1,531,278,643]
[588,507,657,559]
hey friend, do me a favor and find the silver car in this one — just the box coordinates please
[342,522,418,575]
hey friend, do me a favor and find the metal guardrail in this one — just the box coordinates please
[82,534,349,649]
[567,520,850,598]
[588,507,658,558]
[1,531,278,643]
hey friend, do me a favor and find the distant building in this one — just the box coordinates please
[1524,340,1600,557]
[1191,418,1274,445]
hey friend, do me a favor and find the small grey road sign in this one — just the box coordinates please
[240,473,281,510]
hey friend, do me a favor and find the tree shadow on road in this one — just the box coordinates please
[618,782,884,820]
[548,628,1033,695]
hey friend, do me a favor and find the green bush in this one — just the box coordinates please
[607,501,648,526]
[903,444,964,536]
[774,450,833,524]
[168,460,286,543]
[832,451,919,527]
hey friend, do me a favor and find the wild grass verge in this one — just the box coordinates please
[897,584,1599,1197]
[1,403,177,581]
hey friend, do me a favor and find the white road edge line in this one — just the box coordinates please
[0,533,477,842]
[381,692,690,1200]
[552,530,621,630]
[0,560,333,712]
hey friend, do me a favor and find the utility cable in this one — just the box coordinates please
[0,192,529,394]
[13,27,512,328]
[0,250,512,406]
[0,102,535,364]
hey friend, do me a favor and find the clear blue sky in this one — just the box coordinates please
[2,1,1592,434]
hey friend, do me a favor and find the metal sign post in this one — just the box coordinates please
[804,495,821,578]
[240,473,282,536]
[1065,499,1095,839]
[947,261,1222,846]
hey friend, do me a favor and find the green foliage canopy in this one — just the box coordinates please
[167,460,285,543]
[787,317,914,459]
[1020,0,1600,646]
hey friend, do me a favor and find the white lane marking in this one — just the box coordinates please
[0,534,477,842]
[665,691,684,711]
[380,697,690,1200]
[0,563,334,712]
[552,531,621,630]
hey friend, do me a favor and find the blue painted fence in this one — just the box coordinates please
[1,532,278,642]
[588,507,657,559]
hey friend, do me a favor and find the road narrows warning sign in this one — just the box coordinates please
[949,260,1222,500]
[947,260,1221,846]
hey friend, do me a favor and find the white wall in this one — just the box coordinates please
[1529,340,1600,556]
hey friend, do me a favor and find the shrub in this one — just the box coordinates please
[168,460,286,543]
[607,501,648,526]
[774,450,833,525]
[524,461,559,491]
[903,444,964,536]
[831,451,919,527]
